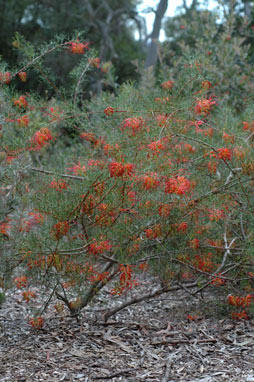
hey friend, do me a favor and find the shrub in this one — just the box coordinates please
[1,33,254,325]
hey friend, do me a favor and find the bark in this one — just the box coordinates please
[145,0,168,69]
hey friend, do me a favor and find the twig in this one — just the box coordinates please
[30,167,86,180]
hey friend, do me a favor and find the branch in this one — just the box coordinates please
[103,281,197,321]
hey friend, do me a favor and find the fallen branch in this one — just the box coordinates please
[152,338,217,345]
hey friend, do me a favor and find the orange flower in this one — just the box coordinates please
[227,294,252,307]
[68,41,90,54]
[190,238,200,249]
[156,114,169,127]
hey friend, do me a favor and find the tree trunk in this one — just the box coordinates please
[244,1,252,20]
[145,0,168,69]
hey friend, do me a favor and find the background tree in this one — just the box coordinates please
[0,0,143,94]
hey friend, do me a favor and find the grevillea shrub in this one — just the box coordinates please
[1,35,254,326]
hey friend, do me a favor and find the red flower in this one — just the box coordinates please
[158,204,171,217]
[104,106,114,116]
[31,128,52,150]
[161,80,174,90]
[88,239,112,255]
[109,161,134,177]
[201,80,212,89]
[122,117,144,136]
[88,58,100,68]
[29,316,44,329]
[13,95,28,108]
[14,276,28,289]
[165,176,191,195]
[68,41,90,54]
[177,222,188,232]
[49,179,68,191]
[17,115,29,127]
[217,147,232,161]
[0,71,11,84]
[139,173,159,190]
[51,221,70,240]
[194,97,216,115]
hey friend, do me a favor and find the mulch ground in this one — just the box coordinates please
[1,276,254,382]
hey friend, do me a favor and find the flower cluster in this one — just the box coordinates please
[30,128,52,150]
[67,41,90,54]
[164,176,191,195]
[109,161,134,178]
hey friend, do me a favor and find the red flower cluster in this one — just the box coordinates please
[14,276,28,289]
[68,41,90,54]
[104,106,114,116]
[17,115,29,127]
[31,128,52,150]
[109,161,134,177]
[49,179,69,191]
[217,147,232,161]
[29,316,44,329]
[165,176,191,195]
[228,294,252,308]
[88,239,112,255]
[51,221,70,240]
[122,117,144,136]
[139,173,160,190]
[161,80,174,90]
[194,97,216,115]
[0,71,11,84]
[13,95,28,108]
